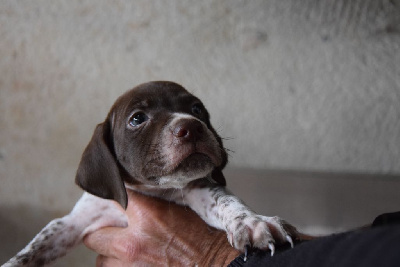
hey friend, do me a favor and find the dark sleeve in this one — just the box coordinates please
[228,214,400,267]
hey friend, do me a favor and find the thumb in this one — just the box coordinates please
[84,227,122,259]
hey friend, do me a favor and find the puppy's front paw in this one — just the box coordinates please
[226,214,297,255]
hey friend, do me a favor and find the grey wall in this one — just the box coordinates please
[1,1,400,265]
[0,0,399,227]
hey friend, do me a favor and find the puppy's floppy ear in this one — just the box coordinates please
[75,121,128,209]
[211,167,226,186]
[208,124,228,186]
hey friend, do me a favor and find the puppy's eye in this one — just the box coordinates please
[192,103,203,116]
[129,112,149,127]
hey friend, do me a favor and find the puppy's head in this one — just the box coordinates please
[75,81,228,208]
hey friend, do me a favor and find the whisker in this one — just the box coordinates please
[180,188,187,210]
[220,146,235,154]
[221,146,235,158]
[215,125,223,132]
[225,148,235,154]
[169,188,178,203]
[161,188,169,198]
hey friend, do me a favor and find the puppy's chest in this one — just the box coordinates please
[126,184,217,210]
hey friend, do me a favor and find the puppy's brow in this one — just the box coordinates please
[131,100,150,108]
[178,95,200,104]
[125,100,150,115]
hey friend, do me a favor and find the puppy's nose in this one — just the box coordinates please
[173,120,204,141]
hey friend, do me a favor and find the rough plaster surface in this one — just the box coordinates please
[0,1,399,210]
[0,1,400,264]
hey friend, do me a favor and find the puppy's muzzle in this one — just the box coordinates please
[172,119,205,143]
[166,117,222,168]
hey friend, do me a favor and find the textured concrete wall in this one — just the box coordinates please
[0,1,400,265]
[1,1,399,209]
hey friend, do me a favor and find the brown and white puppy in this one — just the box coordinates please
[4,81,298,267]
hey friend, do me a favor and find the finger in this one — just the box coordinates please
[84,228,122,258]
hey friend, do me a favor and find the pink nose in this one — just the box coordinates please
[173,120,204,141]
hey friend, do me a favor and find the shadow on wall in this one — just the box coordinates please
[0,205,96,267]
[1,168,400,266]
[224,168,400,235]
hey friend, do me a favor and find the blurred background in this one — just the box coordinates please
[1,0,399,266]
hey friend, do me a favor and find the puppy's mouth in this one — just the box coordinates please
[175,153,214,172]
[155,152,216,188]
[163,145,221,178]
[172,143,222,171]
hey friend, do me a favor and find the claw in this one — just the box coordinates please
[268,242,275,256]
[244,245,250,262]
[286,235,294,248]
[228,233,234,247]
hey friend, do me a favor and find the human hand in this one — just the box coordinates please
[84,190,240,266]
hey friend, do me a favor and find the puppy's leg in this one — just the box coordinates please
[183,186,298,255]
[3,193,128,267]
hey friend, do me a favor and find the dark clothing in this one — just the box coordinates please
[229,212,400,267]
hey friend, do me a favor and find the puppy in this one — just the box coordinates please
[4,81,298,266]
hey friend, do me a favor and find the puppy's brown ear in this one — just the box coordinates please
[211,168,226,186]
[75,121,128,209]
